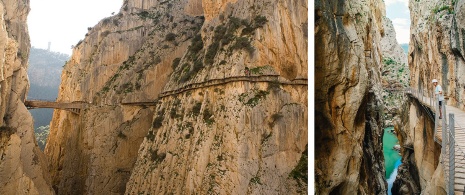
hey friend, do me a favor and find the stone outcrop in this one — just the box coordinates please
[0,0,54,194]
[315,0,388,194]
[45,0,307,194]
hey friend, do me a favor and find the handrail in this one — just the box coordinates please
[405,86,465,193]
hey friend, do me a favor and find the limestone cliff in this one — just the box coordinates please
[46,0,307,194]
[380,17,409,127]
[125,0,307,193]
[45,0,204,194]
[408,0,465,108]
[391,98,444,194]
[315,0,387,193]
[0,0,54,194]
[390,0,465,193]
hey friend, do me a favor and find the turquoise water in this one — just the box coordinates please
[383,127,402,177]
[383,127,402,195]
[387,159,402,195]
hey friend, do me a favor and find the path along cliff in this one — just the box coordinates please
[44,0,307,194]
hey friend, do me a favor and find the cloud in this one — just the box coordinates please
[392,18,409,26]
[385,0,408,7]
[391,18,410,44]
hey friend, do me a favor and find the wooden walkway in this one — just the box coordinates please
[408,89,465,194]
[25,100,87,114]
[158,75,307,98]
[26,75,308,112]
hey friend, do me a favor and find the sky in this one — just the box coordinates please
[385,0,410,44]
[28,0,123,55]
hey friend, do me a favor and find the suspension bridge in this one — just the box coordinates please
[407,87,465,194]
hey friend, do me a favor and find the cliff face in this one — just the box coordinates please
[390,0,465,193]
[392,98,444,194]
[45,0,205,194]
[0,0,54,194]
[46,0,307,194]
[408,0,465,108]
[126,0,308,193]
[315,0,387,194]
[380,17,409,126]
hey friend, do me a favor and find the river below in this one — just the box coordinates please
[383,127,402,195]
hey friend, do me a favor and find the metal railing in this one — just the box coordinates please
[406,87,461,194]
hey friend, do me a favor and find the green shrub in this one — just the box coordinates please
[254,16,268,28]
[172,58,181,70]
[383,57,396,66]
[146,130,155,141]
[188,34,204,59]
[137,11,150,19]
[203,108,215,125]
[150,149,166,163]
[205,42,219,65]
[192,102,202,116]
[250,176,262,185]
[152,115,164,129]
[193,59,203,72]
[165,33,176,41]
[289,145,308,186]
[232,37,254,54]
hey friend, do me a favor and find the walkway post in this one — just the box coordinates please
[449,113,455,195]
[440,95,447,192]
[434,94,439,143]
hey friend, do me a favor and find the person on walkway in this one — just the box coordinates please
[432,79,444,119]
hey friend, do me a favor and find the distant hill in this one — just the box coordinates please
[27,47,69,128]
[400,43,408,54]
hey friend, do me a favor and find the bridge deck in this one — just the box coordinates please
[409,90,465,193]
[25,101,86,114]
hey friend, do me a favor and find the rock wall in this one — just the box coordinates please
[380,17,409,126]
[390,0,465,193]
[0,0,54,194]
[392,97,444,194]
[125,0,308,194]
[408,0,465,109]
[45,0,205,194]
[46,0,307,194]
[315,0,388,194]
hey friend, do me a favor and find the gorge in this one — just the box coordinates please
[0,0,308,194]
[315,0,465,194]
